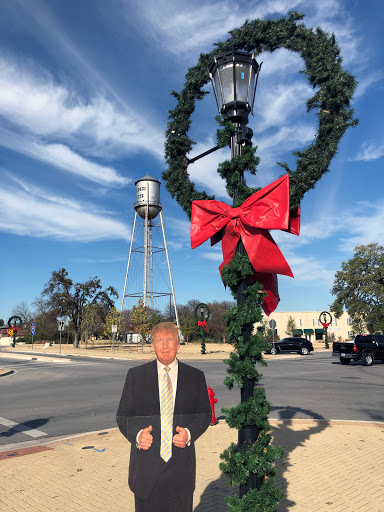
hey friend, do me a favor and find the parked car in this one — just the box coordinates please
[333,334,384,366]
[267,337,314,355]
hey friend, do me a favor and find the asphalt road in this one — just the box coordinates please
[1,352,383,449]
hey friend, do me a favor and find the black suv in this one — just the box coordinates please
[268,337,314,355]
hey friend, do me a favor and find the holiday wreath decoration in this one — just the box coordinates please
[163,11,357,511]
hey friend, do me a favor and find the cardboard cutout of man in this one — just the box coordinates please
[116,322,211,511]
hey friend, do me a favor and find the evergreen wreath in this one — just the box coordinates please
[163,11,357,511]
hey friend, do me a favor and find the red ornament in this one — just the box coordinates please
[191,175,300,315]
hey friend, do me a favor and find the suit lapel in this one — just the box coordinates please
[174,360,184,415]
[148,359,160,415]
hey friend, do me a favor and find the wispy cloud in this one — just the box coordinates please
[164,216,191,240]
[354,71,382,98]
[253,81,313,134]
[125,0,361,72]
[0,54,164,160]
[338,202,384,252]
[125,0,306,56]
[353,141,384,162]
[276,200,384,255]
[0,128,129,186]
[187,138,230,198]
[1,175,131,242]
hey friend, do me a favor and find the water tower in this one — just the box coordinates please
[120,174,179,327]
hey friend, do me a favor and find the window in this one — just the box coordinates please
[347,317,353,326]
[348,330,354,338]
[298,319,302,326]
[333,318,337,326]
[313,319,316,326]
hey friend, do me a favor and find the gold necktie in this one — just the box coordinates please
[160,366,173,462]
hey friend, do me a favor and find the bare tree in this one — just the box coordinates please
[11,301,32,323]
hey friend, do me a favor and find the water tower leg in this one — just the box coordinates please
[120,211,138,313]
[149,221,154,311]
[159,211,180,329]
[143,205,148,307]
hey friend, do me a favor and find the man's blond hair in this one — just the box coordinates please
[151,322,179,340]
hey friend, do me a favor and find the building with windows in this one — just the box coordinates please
[262,311,360,342]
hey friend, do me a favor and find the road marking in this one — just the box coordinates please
[0,417,48,438]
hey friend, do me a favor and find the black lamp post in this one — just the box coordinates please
[210,48,262,497]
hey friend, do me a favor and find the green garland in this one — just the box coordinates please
[163,11,357,215]
[163,11,357,511]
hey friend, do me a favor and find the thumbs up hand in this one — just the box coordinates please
[138,425,153,450]
[173,426,188,448]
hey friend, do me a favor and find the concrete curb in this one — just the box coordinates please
[0,348,332,363]
[0,353,71,363]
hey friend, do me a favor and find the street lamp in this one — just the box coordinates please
[209,48,261,124]
[209,48,261,202]
[209,47,262,497]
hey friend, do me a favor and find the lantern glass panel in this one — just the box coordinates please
[219,63,234,106]
[212,71,223,112]
[248,68,256,109]
[234,63,251,103]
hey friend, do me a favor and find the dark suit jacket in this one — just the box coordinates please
[116,359,211,500]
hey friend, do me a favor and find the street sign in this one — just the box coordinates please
[269,319,277,329]
[30,323,36,327]
[112,324,118,333]
[8,329,14,336]
[30,328,36,335]
[57,321,65,332]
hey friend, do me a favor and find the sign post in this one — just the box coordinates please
[57,320,65,359]
[269,319,277,349]
[112,324,118,357]
[30,323,36,350]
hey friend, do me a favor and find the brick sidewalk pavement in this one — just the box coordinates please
[1,421,383,512]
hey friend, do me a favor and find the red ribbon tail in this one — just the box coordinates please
[248,272,280,316]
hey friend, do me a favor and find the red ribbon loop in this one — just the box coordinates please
[198,320,207,331]
[190,175,300,315]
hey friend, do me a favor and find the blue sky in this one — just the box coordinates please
[0,0,383,323]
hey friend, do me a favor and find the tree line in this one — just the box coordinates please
[5,268,239,347]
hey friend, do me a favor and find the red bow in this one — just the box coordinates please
[321,322,330,330]
[191,175,300,315]
[198,320,207,331]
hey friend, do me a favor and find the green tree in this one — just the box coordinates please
[82,304,104,342]
[330,243,384,332]
[351,315,366,336]
[258,317,280,343]
[103,307,122,339]
[41,268,118,348]
[130,299,151,344]
[207,300,235,342]
[178,301,200,342]
[286,315,298,336]
[32,297,57,342]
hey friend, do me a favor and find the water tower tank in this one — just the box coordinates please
[134,174,162,220]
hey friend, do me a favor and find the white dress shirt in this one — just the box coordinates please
[136,358,191,447]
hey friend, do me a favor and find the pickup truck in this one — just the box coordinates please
[333,334,384,366]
